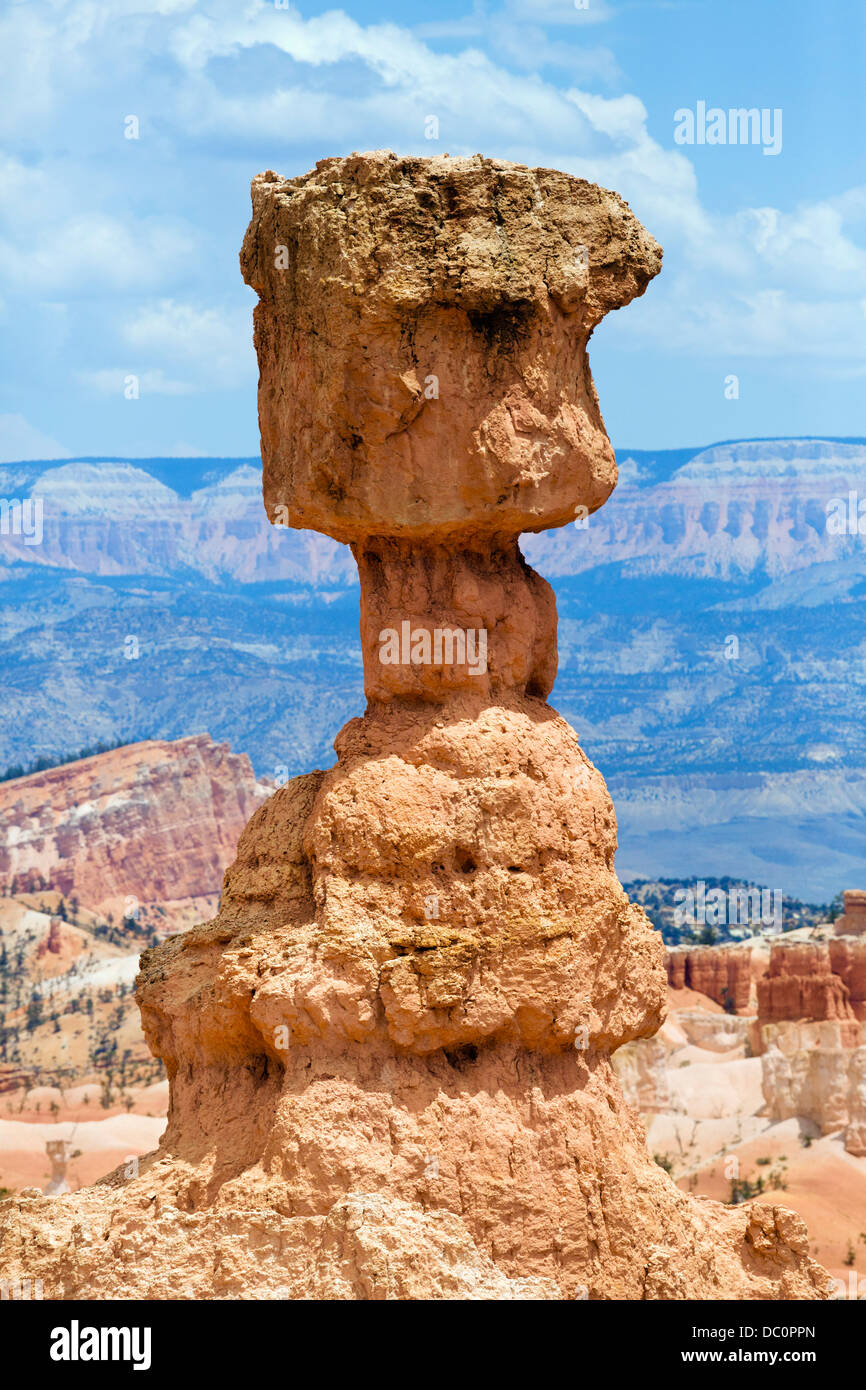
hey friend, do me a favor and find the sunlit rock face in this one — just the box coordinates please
[0,153,831,1302]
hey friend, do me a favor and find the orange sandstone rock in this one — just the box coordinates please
[835,890,866,936]
[757,941,860,1036]
[829,936,866,1021]
[240,151,661,546]
[665,945,752,1013]
[0,153,829,1302]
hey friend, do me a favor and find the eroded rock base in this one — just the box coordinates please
[1,1046,829,1300]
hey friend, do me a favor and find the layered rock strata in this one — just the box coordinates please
[666,945,752,1013]
[611,1036,673,1114]
[762,1037,854,1134]
[0,735,266,922]
[762,1035,866,1153]
[756,942,862,1050]
[676,1010,754,1054]
[0,152,829,1301]
[845,1048,866,1156]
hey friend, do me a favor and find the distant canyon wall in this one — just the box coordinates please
[4,439,866,585]
[666,945,753,1012]
[0,734,268,920]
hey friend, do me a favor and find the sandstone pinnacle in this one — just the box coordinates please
[0,152,829,1301]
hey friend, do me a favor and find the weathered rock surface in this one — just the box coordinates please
[676,1010,754,1053]
[240,151,662,547]
[0,152,829,1301]
[762,1031,866,1146]
[829,936,866,1021]
[665,945,752,1013]
[612,1036,674,1113]
[835,890,866,937]
[0,735,267,925]
[755,937,866,1150]
[761,1036,853,1134]
[845,1048,866,1157]
[756,942,862,1047]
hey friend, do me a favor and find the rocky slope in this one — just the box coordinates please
[4,438,866,587]
[0,459,355,585]
[0,152,829,1301]
[525,439,866,582]
[0,735,268,927]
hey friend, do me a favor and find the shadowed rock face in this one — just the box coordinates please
[0,153,830,1301]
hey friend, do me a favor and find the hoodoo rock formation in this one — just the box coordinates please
[0,153,830,1300]
[845,1048,866,1156]
[835,890,866,936]
[756,942,862,1049]
[762,1035,866,1153]
[762,1038,853,1134]
[757,940,865,1139]
[829,936,866,1021]
[666,945,752,1013]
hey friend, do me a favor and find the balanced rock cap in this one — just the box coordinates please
[240,150,662,545]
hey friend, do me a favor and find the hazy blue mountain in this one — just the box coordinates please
[2,437,866,900]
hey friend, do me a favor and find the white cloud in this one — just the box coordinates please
[120,299,256,388]
[614,280,866,362]
[0,210,197,295]
[0,0,863,408]
[737,200,866,293]
[504,0,613,22]
[79,367,196,396]
[0,414,71,463]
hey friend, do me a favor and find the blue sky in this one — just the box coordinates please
[0,0,863,460]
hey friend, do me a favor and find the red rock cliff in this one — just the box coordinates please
[0,734,267,921]
[757,941,860,1037]
[666,945,752,1013]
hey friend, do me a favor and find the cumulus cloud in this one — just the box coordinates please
[121,299,256,387]
[0,214,197,295]
[0,0,862,438]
